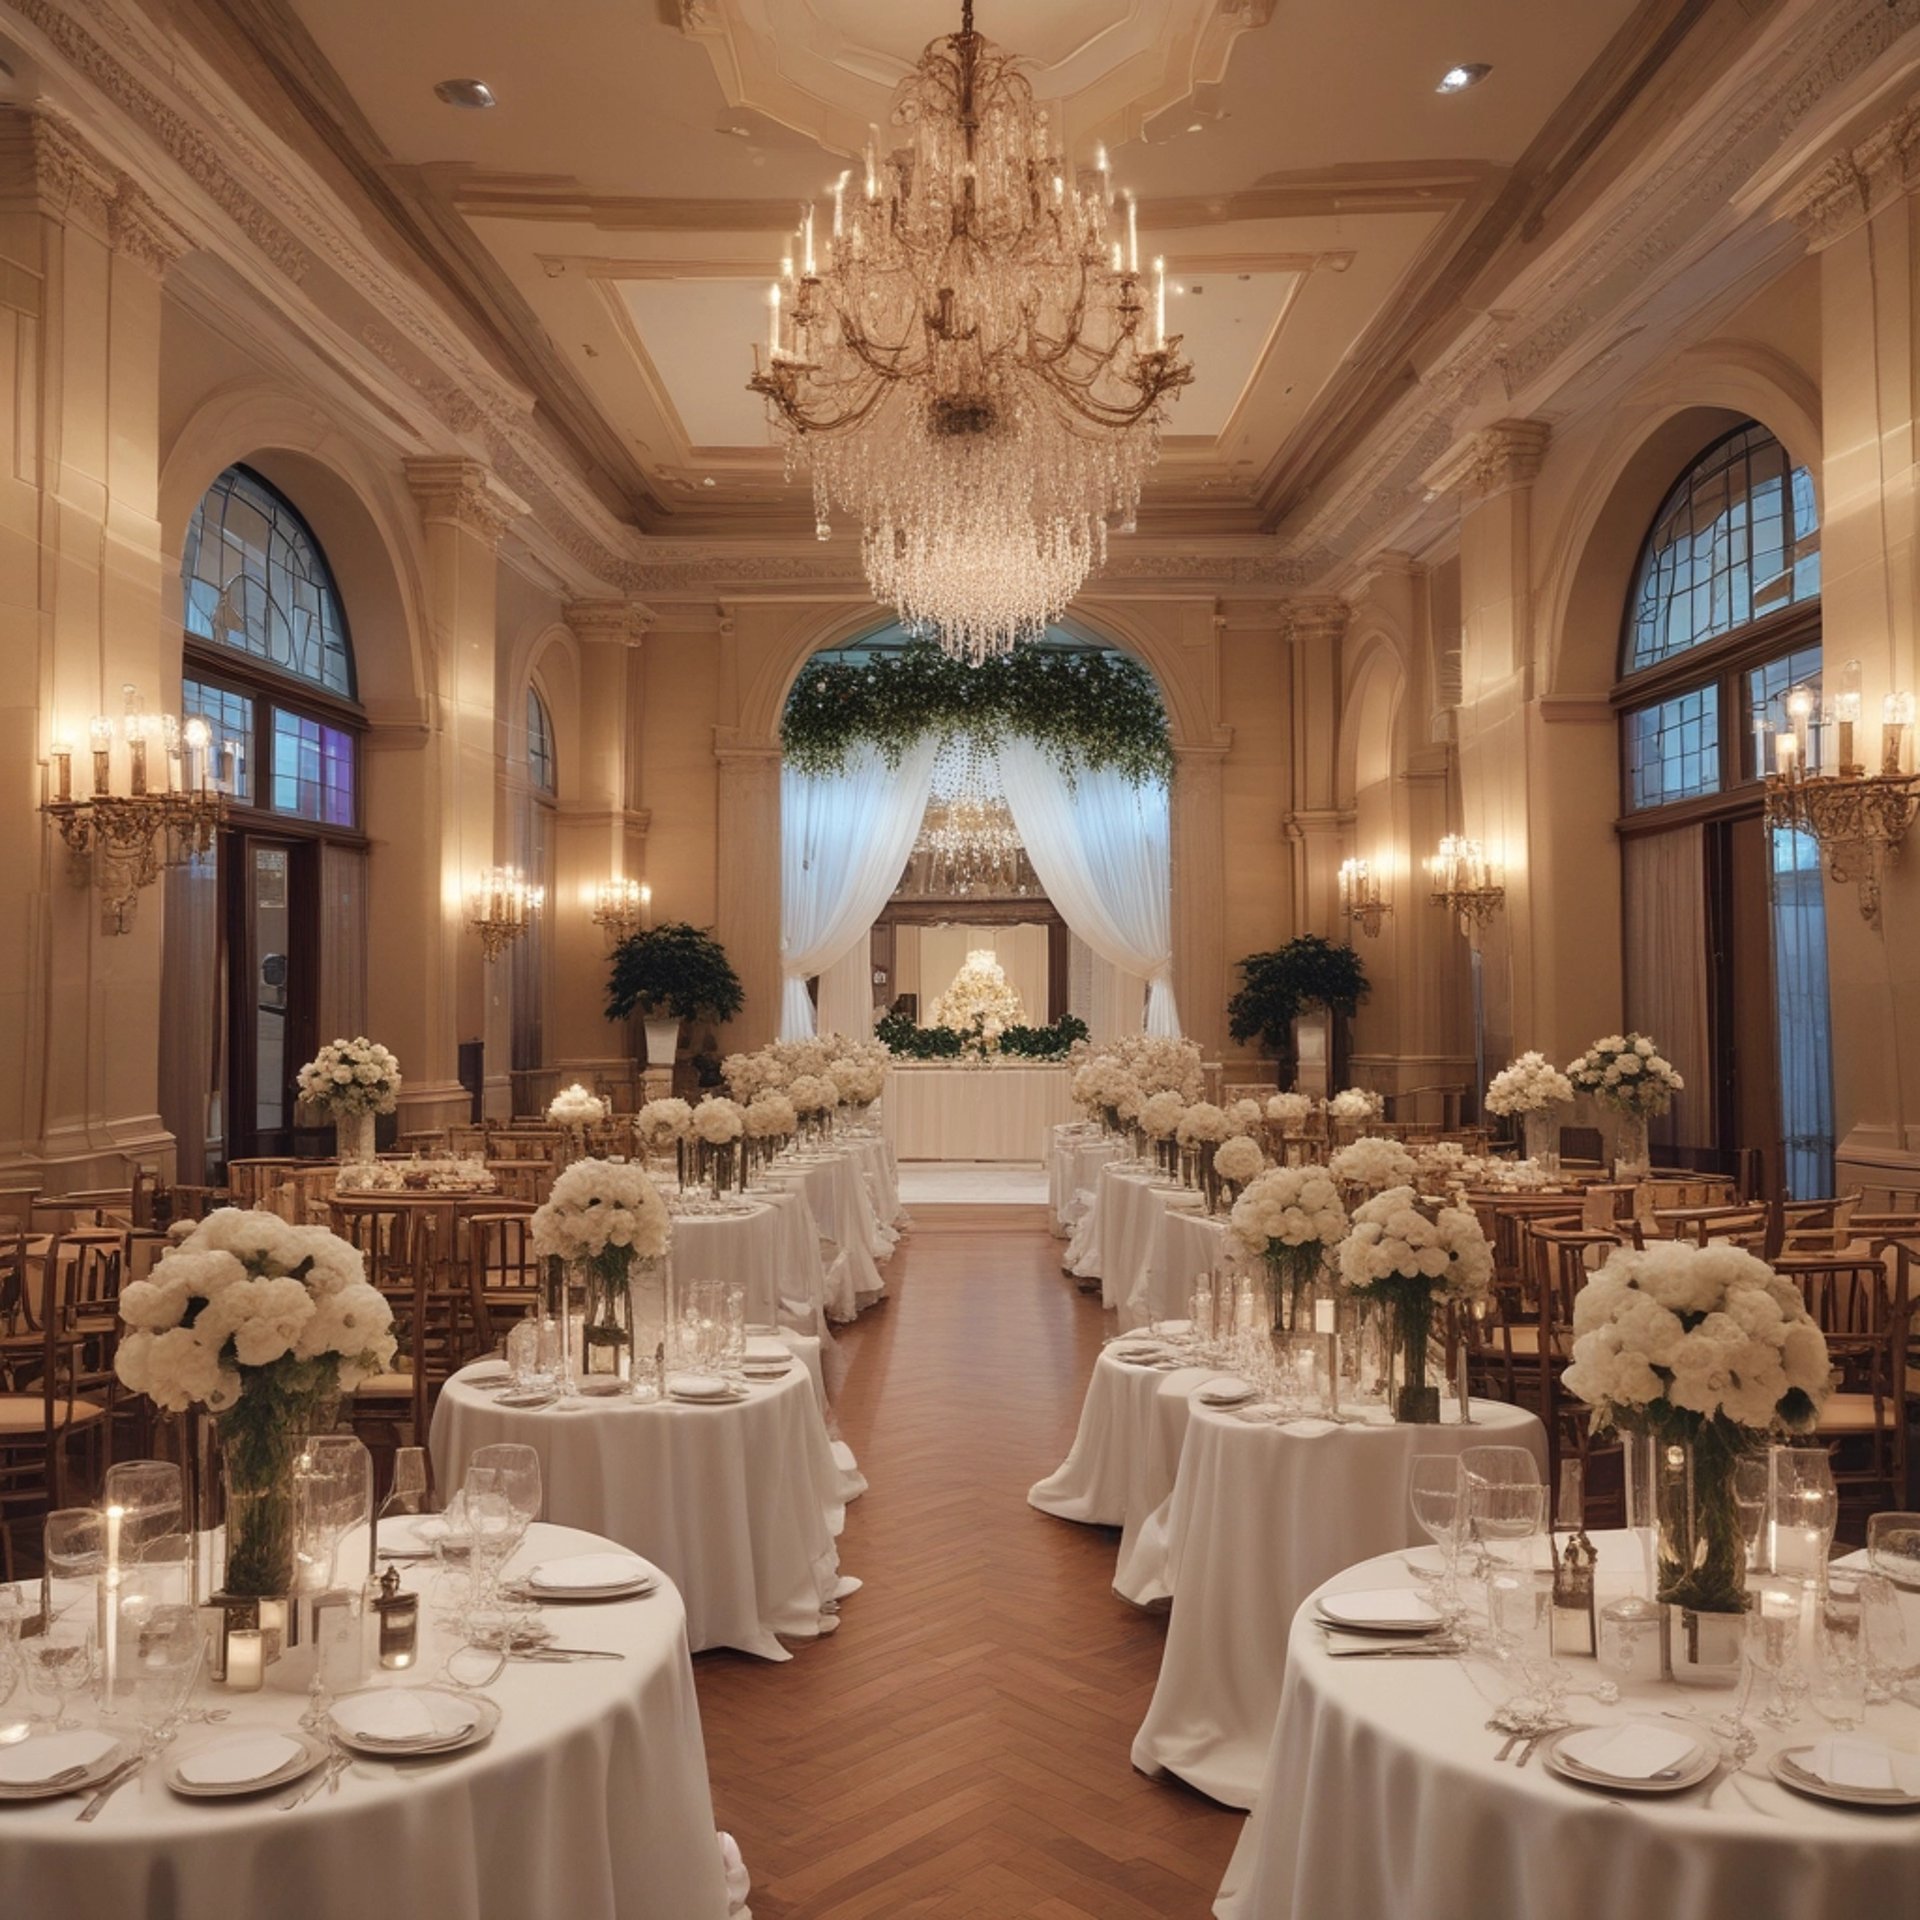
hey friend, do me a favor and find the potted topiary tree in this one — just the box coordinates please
[1227,935,1369,1090]
[606,922,746,1076]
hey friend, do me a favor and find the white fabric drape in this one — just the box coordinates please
[780,739,938,1039]
[815,941,876,1041]
[996,736,1178,1036]
[1622,826,1711,1153]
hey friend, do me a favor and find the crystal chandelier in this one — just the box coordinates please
[912,733,1029,894]
[747,0,1193,665]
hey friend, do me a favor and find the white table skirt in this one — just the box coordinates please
[0,1523,733,1920]
[841,1132,902,1237]
[1162,1209,1234,1291]
[760,1150,887,1318]
[1069,1164,1211,1328]
[1131,1395,1548,1807]
[1028,1340,1216,1607]
[1048,1124,1120,1236]
[431,1364,846,1661]
[882,1063,1073,1161]
[667,1197,806,1333]
[1217,1534,1920,1920]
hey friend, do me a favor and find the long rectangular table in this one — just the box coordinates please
[881,1062,1074,1161]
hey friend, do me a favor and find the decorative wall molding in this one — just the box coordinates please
[403,457,528,546]
[1284,597,1351,647]
[566,597,657,646]
[1784,104,1920,251]
[0,104,187,270]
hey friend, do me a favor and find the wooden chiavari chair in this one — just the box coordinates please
[464,1212,546,1346]
[485,1161,553,1206]
[1522,1221,1635,1489]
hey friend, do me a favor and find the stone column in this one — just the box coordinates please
[0,109,187,1186]
[552,598,653,1099]
[713,734,783,1058]
[374,457,524,1131]
[1282,597,1351,938]
[1790,114,1920,1189]
[1171,743,1228,1056]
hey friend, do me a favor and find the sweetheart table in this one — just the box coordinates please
[882,1061,1073,1161]
[1217,1534,1920,1920]
[1131,1394,1547,1806]
[0,1523,734,1920]
[431,1360,848,1661]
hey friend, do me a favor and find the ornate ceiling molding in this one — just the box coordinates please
[0,103,187,270]
[403,457,529,546]
[1783,104,1920,251]
[1422,420,1552,504]
[566,597,657,646]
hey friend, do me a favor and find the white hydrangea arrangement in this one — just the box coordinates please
[829,1056,886,1107]
[548,1082,609,1127]
[691,1097,746,1145]
[1109,1034,1206,1101]
[1326,1087,1383,1124]
[1566,1032,1684,1116]
[1563,1241,1831,1614]
[1225,1098,1264,1136]
[530,1157,672,1267]
[927,949,1025,1040]
[296,1037,401,1119]
[636,1098,693,1150]
[1484,1050,1573,1116]
[1330,1135,1417,1195]
[745,1093,797,1139]
[1175,1102,1232,1147]
[1266,1092,1313,1129]
[1139,1090,1187,1139]
[1230,1165,1348,1325]
[1336,1187,1493,1394]
[724,1052,769,1100]
[787,1073,839,1115]
[1213,1134,1266,1198]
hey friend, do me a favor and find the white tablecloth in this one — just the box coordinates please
[0,1523,733,1920]
[431,1363,846,1661]
[882,1062,1073,1161]
[1069,1164,1212,1328]
[841,1131,902,1237]
[1217,1534,1920,1920]
[1131,1395,1548,1806]
[1027,1339,1215,1604]
[761,1147,891,1317]
[1047,1123,1120,1236]
[667,1195,824,1334]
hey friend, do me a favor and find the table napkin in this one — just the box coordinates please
[175,1733,305,1786]
[1198,1376,1255,1404]
[1319,1589,1442,1628]
[1279,1418,1340,1438]
[528,1551,660,1592]
[1558,1724,1699,1780]
[745,1336,790,1362]
[0,1728,117,1785]
[666,1373,732,1399]
[1322,1632,1454,1658]
[332,1691,473,1745]
[1801,1737,1902,1792]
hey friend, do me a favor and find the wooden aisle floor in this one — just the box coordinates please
[693,1206,1242,1919]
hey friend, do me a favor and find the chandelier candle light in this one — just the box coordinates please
[1427,835,1503,932]
[1337,858,1388,938]
[747,0,1193,663]
[469,865,543,961]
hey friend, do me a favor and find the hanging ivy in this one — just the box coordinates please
[781,639,1173,785]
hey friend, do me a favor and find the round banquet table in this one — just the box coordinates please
[1028,1337,1216,1605]
[1048,1125,1121,1238]
[0,1523,734,1920]
[430,1361,847,1661]
[1131,1394,1547,1806]
[1069,1164,1210,1328]
[1216,1534,1920,1920]
[666,1192,829,1334]
[761,1149,887,1317]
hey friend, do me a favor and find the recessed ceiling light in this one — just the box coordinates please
[1186,121,1205,134]
[1435,63,1491,94]
[434,78,496,109]
[701,477,717,488]
[1174,284,1187,296]
[722,124,752,138]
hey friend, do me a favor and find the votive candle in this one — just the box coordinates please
[225,1627,264,1691]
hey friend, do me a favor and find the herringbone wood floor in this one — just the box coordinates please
[693,1205,1241,1918]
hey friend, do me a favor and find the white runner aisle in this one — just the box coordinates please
[896,1162,1049,1206]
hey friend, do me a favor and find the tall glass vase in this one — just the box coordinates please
[578,1252,636,1385]
[216,1369,339,1598]
[1390,1289,1441,1424]
[1522,1108,1558,1165]
[1613,1110,1652,1181]
[334,1110,376,1163]
[1653,1424,1749,1687]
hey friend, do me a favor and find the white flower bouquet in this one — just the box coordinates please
[1225,1098,1265,1137]
[116,1208,398,1594]
[1566,1032,1684,1117]
[1231,1165,1348,1328]
[691,1098,745,1145]
[1485,1050,1573,1116]
[830,1057,886,1108]
[1327,1087,1383,1125]
[1266,1092,1313,1130]
[1337,1187,1492,1420]
[548,1082,609,1128]
[296,1036,401,1119]
[1213,1134,1266,1200]
[1563,1242,1830,1614]
[1139,1090,1186,1139]
[786,1073,839,1115]
[337,1157,495,1195]
[723,1051,768,1101]
[1330,1135,1417,1195]
[532,1158,674,1383]
[745,1093,797,1139]
[636,1098,693,1150]
[1175,1102,1232,1147]
[1111,1034,1206,1100]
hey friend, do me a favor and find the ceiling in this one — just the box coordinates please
[272,0,1667,536]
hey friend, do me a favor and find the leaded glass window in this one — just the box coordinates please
[1624,425,1819,675]
[527,687,556,796]
[182,467,355,697]
[1624,687,1720,811]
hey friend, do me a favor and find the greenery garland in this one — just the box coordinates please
[875,1009,1089,1061]
[782,640,1172,786]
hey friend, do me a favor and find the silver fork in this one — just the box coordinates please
[76,1755,146,1822]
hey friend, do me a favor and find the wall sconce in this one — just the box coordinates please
[1338,858,1389,938]
[1763,664,1919,927]
[590,877,651,942]
[469,865,543,961]
[41,686,226,933]
[1427,834,1504,933]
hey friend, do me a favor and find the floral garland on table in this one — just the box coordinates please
[1563,1243,1830,1616]
[1266,1092,1312,1130]
[115,1209,398,1595]
[296,1037,401,1119]
[1566,1033,1684,1116]
[1326,1087,1383,1126]
[1330,1135,1417,1196]
[548,1083,608,1128]
[1230,1165,1348,1330]
[1484,1051,1573,1116]
[1337,1188,1493,1418]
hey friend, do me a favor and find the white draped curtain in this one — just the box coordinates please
[996,736,1178,1036]
[780,738,938,1038]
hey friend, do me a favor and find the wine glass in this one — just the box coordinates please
[378,1447,433,1522]
[1859,1572,1920,1705]
[1465,1477,1548,1578]
[125,1604,203,1749]
[27,1616,95,1730]
[1408,1455,1466,1606]
[1811,1574,1867,1730]
[1867,1511,1920,1587]
[468,1445,542,1552]
[460,1468,515,1614]
[1746,1579,1805,1727]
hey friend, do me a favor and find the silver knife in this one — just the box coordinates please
[76,1756,145,1822]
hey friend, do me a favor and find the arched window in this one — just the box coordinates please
[1614,420,1830,1198]
[527,686,557,796]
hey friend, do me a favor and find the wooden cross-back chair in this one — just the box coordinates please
[1521,1221,1636,1489]
[464,1211,546,1344]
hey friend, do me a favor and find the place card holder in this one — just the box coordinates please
[202,1592,294,1683]
[372,1565,420,1671]
[1549,1532,1598,1657]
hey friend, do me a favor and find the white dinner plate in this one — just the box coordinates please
[666,1373,734,1400]
[524,1551,660,1600]
[1770,1742,1920,1808]
[1544,1724,1716,1795]
[1196,1377,1257,1408]
[327,1687,501,1758]
[462,1366,512,1387]
[166,1731,327,1798]
[0,1729,130,1799]
[1315,1589,1445,1634]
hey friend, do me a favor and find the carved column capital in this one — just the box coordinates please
[1284,596,1350,648]
[1785,105,1920,252]
[404,457,528,545]
[1425,419,1551,504]
[0,108,187,272]
[566,597,656,647]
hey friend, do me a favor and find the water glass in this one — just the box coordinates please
[124,1604,203,1746]
[27,1615,95,1730]
[1811,1575,1868,1729]
[1747,1579,1806,1727]
[720,1283,747,1382]
[1408,1455,1466,1606]
[1867,1511,1920,1587]
[506,1316,544,1389]
[1859,1572,1920,1703]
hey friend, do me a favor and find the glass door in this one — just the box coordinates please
[226,834,316,1158]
